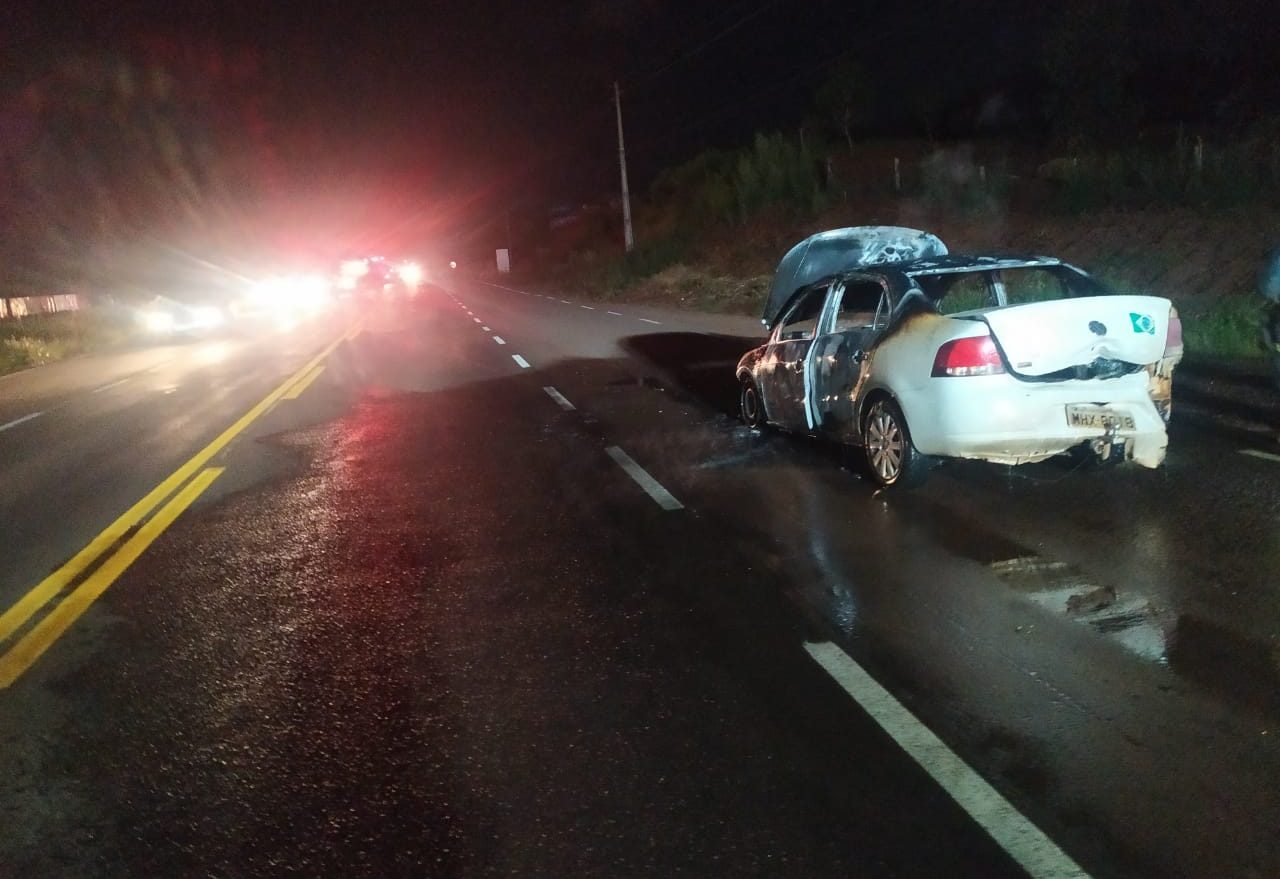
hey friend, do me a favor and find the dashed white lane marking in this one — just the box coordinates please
[473,317,482,323]
[522,291,530,295]
[560,299,572,304]
[638,318,661,325]
[1240,448,1280,463]
[607,310,622,316]
[605,446,684,511]
[482,326,491,331]
[0,411,43,433]
[580,305,595,310]
[512,354,530,368]
[493,336,506,345]
[543,386,576,411]
[803,641,1089,879]
[91,377,130,394]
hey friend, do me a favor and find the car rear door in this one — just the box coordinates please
[812,278,890,433]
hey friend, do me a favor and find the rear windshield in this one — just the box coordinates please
[915,264,1108,313]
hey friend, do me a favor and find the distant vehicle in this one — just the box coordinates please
[737,227,1183,488]
[137,297,228,337]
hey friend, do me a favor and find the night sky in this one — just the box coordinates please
[2,1,1278,272]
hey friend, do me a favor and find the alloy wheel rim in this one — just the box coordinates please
[867,407,904,481]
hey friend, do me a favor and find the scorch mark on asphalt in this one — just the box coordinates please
[605,446,684,511]
[804,641,1089,879]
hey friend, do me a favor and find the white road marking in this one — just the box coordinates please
[580,305,595,310]
[607,311,623,316]
[803,641,1089,879]
[493,336,506,345]
[512,354,530,368]
[605,446,684,511]
[522,291,530,295]
[1240,448,1280,463]
[482,326,491,331]
[0,411,43,433]
[638,318,661,325]
[560,299,572,304]
[473,317,482,323]
[91,377,130,394]
[543,386,576,411]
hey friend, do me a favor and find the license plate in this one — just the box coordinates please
[1066,405,1135,431]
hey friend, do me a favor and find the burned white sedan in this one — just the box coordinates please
[736,227,1183,488]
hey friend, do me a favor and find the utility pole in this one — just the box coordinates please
[613,80,635,253]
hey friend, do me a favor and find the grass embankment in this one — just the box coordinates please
[0,311,132,376]
[517,131,1278,364]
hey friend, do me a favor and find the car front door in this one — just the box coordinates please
[761,285,829,430]
[812,278,890,434]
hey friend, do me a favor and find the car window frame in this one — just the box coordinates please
[828,274,891,334]
[772,283,830,343]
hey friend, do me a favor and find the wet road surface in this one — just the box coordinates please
[1,283,1278,877]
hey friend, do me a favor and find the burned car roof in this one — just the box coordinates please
[896,253,1062,275]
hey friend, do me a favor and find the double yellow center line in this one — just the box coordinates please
[0,323,359,689]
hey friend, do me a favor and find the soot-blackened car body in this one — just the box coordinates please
[736,227,1183,488]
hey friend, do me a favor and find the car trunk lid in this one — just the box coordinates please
[978,295,1172,377]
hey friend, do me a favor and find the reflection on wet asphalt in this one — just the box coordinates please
[1,289,1279,877]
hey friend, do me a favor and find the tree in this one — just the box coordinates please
[815,60,872,154]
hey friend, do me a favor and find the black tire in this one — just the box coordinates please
[739,375,767,429]
[861,397,928,488]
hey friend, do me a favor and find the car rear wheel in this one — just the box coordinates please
[862,398,927,488]
[740,375,767,429]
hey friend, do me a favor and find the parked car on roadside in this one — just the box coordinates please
[737,227,1184,488]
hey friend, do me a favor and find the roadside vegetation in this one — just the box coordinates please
[520,122,1278,364]
[0,311,132,376]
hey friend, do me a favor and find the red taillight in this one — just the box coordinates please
[932,335,1005,377]
[1164,308,1182,353]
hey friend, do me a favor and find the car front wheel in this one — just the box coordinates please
[862,398,927,488]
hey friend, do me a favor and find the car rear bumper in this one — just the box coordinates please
[899,373,1169,467]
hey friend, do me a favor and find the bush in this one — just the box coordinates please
[1179,296,1266,360]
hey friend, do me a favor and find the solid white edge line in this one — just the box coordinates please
[493,336,506,345]
[543,386,576,411]
[0,411,43,433]
[803,641,1089,879]
[638,318,661,325]
[512,354,530,368]
[604,446,684,511]
[1240,448,1280,463]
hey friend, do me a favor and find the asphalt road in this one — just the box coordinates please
[0,282,1277,877]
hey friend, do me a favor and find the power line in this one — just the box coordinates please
[629,0,787,90]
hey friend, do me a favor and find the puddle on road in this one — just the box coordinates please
[914,503,1280,714]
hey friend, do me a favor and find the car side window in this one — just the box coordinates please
[776,287,827,341]
[832,280,886,332]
